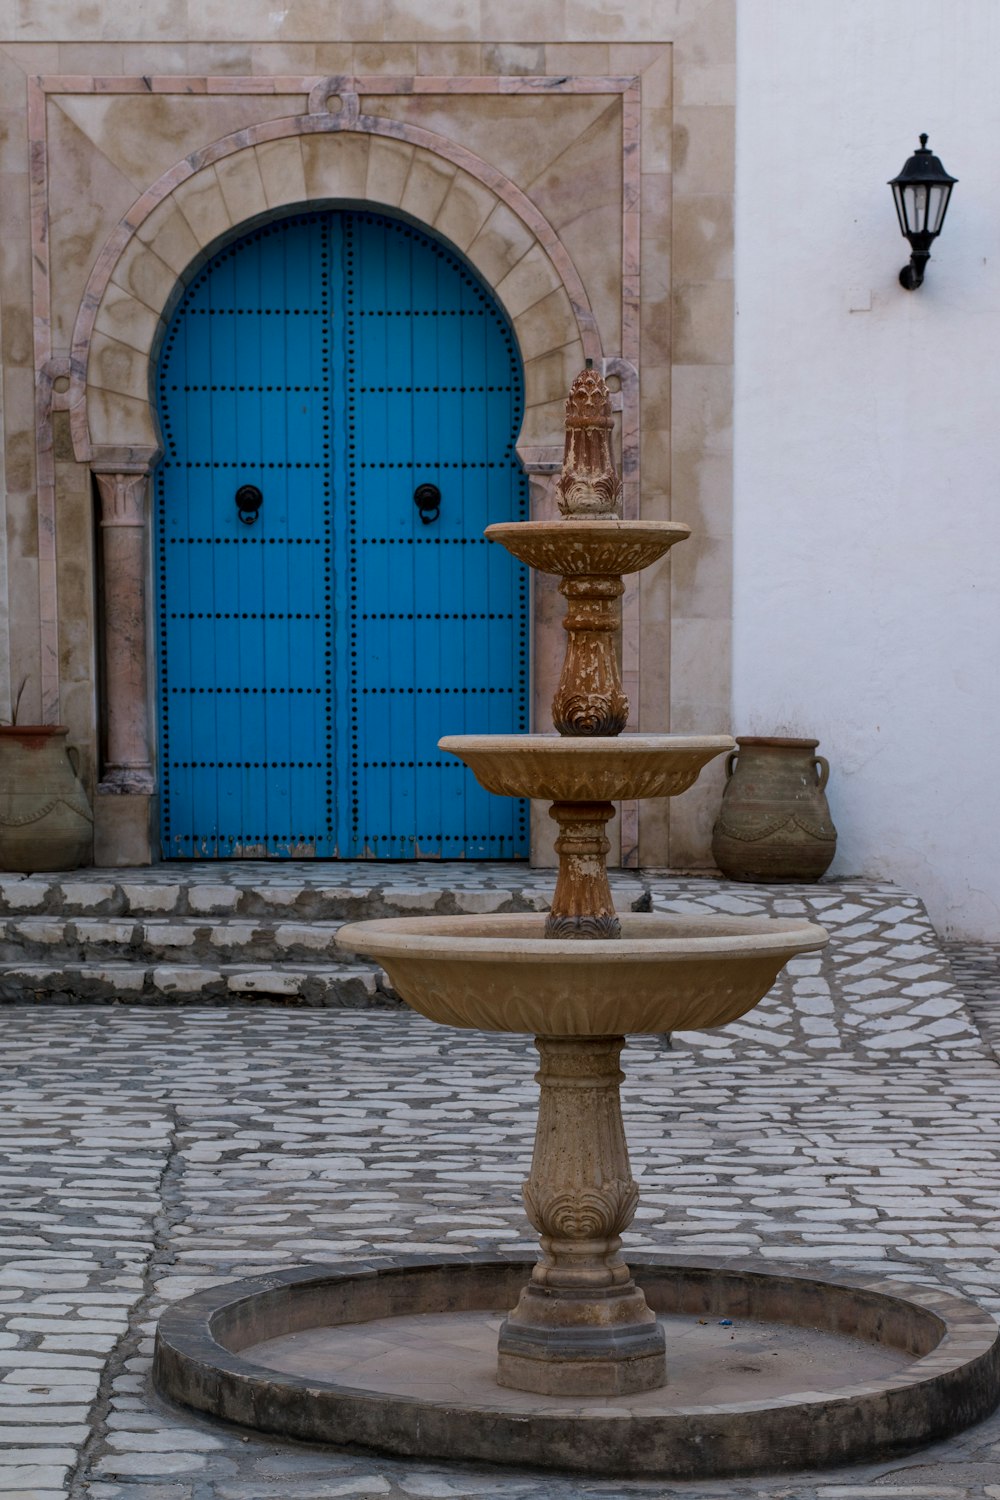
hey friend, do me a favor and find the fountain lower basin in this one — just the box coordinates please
[154,1254,1000,1477]
[335,912,827,1035]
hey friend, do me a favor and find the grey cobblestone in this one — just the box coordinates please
[0,878,998,1496]
[947,943,1000,1061]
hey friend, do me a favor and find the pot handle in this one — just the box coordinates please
[67,745,81,778]
[811,755,829,792]
[724,750,738,781]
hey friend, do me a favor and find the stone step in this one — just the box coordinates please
[0,915,378,966]
[0,958,397,1007]
[0,864,564,1009]
[0,869,553,923]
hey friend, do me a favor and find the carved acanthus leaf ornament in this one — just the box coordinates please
[556,365,623,518]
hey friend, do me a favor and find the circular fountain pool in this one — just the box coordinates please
[154,1253,1000,1478]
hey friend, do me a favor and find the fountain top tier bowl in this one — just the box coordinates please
[336,912,828,1035]
[485,518,690,576]
[438,733,734,803]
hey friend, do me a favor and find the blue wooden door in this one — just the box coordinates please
[155,211,528,859]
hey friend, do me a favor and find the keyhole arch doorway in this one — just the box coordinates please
[154,206,530,860]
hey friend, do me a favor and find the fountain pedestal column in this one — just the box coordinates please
[552,574,629,737]
[497,1036,666,1396]
[545,801,621,940]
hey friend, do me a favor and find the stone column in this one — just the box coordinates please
[497,1036,665,1396]
[546,801,620,939]
[551,572,628,737]
[93,463,155,864]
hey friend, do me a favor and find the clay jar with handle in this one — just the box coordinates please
[0,726,93,872]
[711,736,837,883]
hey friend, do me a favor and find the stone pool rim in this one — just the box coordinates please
[152,1251,1000,1479]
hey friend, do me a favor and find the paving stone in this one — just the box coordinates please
[59,881,117,908]
[109,1430,224,1452]
[94,1453,208,1475]
[120,882,180,913]
[187,886,241,914]
[0,1446,78,1463]
[0,879,49,911]
[0,1464,71,1486]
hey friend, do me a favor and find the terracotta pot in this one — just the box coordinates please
[711,736,837,883]
[0,726,93,872]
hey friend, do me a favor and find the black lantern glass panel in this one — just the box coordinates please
[927,182,951,234]
[888,135,957,290]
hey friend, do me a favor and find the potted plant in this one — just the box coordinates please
[0,678,93,872]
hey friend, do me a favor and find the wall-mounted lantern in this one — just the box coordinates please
[889,135,957,290]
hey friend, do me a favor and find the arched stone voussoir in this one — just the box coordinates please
[92,283,163,362]
[254,137,308,210]
[170,167,235,254]
[401,147,457,225]
[365,134,416,209]
[89,332,151,407]
[88,389,159,454]
[215,149,269,227]
[300,131,371,202]
[76,116,601,464]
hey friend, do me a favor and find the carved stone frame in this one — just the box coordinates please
[29,71,649,865]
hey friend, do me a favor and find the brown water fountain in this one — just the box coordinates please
[336,365,824,1399]
[155,368,1000,1477]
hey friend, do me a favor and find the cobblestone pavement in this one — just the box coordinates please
[0,868,983,1070]
[2,883,1000,1499]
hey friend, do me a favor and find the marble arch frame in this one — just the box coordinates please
[71,93,608,861]
[71,97,602,467]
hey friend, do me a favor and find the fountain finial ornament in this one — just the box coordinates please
[550,365,629,739]
[556,362,623,518]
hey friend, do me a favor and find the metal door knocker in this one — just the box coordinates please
[413,483,441,524]
[235,484,263,525]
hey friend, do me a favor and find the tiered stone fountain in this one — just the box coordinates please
[155,368,1000,1478]
[337,364,827,1400]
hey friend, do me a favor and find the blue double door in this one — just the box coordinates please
[155,210,529,859]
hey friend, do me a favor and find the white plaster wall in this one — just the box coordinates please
[733,0,1000,938]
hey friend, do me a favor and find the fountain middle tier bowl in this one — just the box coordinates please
[336,913,828,1035]
[439,733,734,802]
[485,518,691,576]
